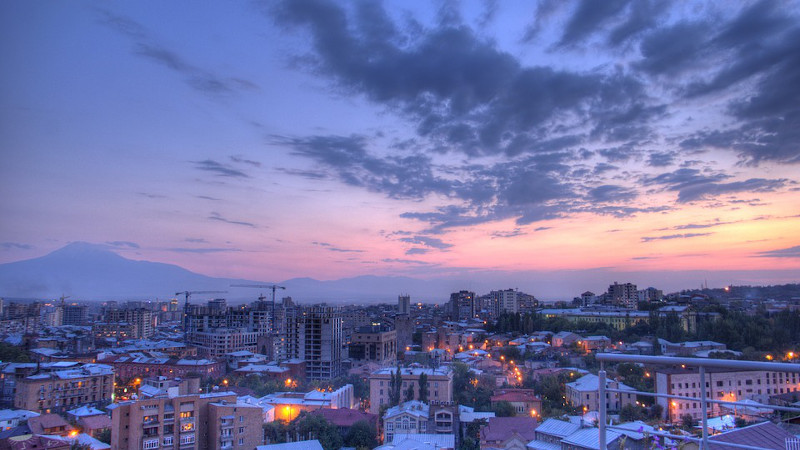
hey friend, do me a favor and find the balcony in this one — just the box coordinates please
[595,353,800,450]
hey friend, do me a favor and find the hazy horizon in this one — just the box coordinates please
[2,1,799,291]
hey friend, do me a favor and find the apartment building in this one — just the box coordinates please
[565,374,636,413]
[98,307,154,339]
[14,363,114,414]
[99,353,224,380]
[655,366,800,422]
[186,303,273,358]
[608,282,638,309]
[284,307,343,380]
[110,390,264,450]
[369,367,453,414]
[349,325,397,364]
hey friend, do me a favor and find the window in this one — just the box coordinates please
[238,438,244,446]
[180,435,195,445]
[163,437,173,446]
[387,422,393,432]
[239,416,243,423]
[143,439,159,449]
[238,427,244,434]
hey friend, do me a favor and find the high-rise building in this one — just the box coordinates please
[97,307,154,339]
[284,307,343,380]
[448,291,476,321]
[398,295,410,315]
[63,304,88,326]
[608,282,638,309]
[349,325,397,363]
[186,302,272,357]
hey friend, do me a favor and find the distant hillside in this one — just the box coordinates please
[0,242,447,303]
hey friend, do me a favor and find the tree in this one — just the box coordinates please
[263,421,288,444]
[344,420,378,450]
[405,382,415,402]
[390,367,402,406]
[619,404,644,422]
[418,373,429,403]
[293,413,343,450]
[492,401,515,417]
[680,414,695,430]
[95,428,111,444]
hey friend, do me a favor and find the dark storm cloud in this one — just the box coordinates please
[643,168,789,203]
[106,241,140,249]
[607,0,668,46]
[208,212,256,228]
[491,228,526,239]
[398,235,453,250]
[194,160,249,178]
[588,185,637,203]
[636,21,709,76]
[98,10,259,96]
[269,0,800,231]
[405,247,429,255]
[230,156,262,167]
[276,135,452,200]
[280,133,671,230]
[755,245,800,258]
[647,151,676,167]
[0,242,34,250]
[656,2,800,165]
[557,0,631,47]
[641,233,712,242]
[270,0,657,157]
[521,0,562,43]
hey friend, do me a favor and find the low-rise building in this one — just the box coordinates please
[383,401,430,444]
[259,385,355,422]
[369,367,453,414]
[565,374,636,413]
[490,388,542,417]
[478,416,538,449]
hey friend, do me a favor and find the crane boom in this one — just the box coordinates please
[230,284,285,333]
[176,290,227,337]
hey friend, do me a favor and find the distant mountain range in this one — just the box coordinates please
[0,242,450,304]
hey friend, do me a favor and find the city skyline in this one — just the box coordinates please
[2,1,799,294]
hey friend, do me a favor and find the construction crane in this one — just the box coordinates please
[230,284,285,332]
[176,290,227,336]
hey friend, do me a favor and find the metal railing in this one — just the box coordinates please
[596,353,800,450]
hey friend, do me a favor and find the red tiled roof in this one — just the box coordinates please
[26,415,71,435]
[79,415,111,431]
[310,408,377,428]
[7,435,69,450]
[709,421,796,450]
[480,417,538,443]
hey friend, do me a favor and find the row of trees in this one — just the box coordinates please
[487,307,800,354]
[263,412,377,450]
[386,368,429,406]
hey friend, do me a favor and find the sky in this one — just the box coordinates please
[1,0,799,299]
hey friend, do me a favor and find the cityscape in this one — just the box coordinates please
[2,1,800,450]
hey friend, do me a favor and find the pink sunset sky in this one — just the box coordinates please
[1,0,799,298]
